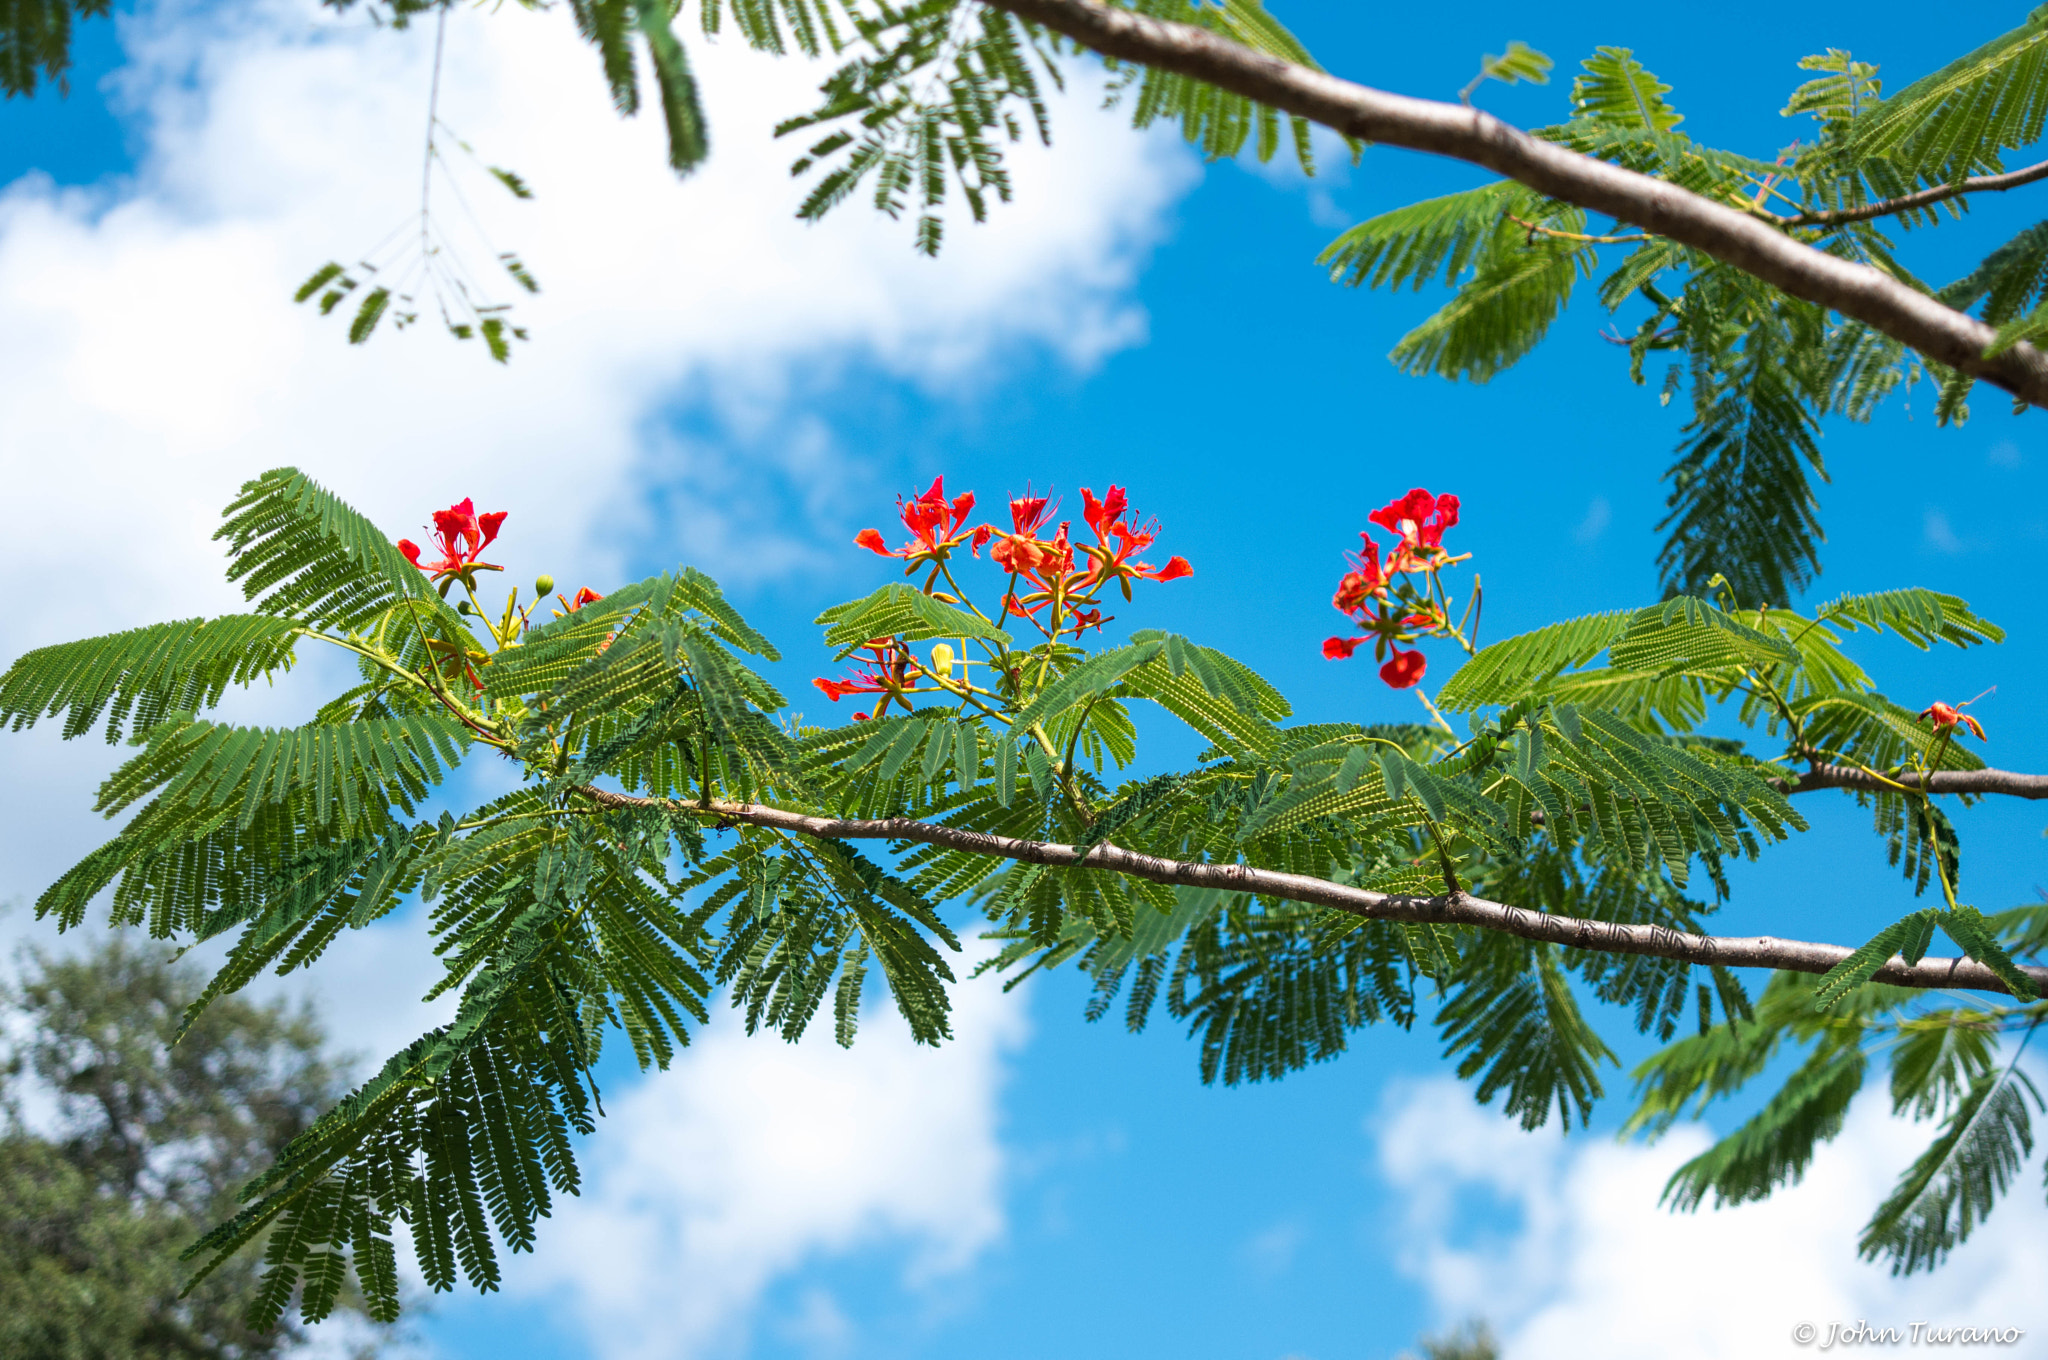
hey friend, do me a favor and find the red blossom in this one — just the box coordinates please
[1008,492,1055,535]
[397,497,507,587]
[1379,649,1427,689]
[1323,637,1363,660]
[1920,701,1987,740]
[1080,485,1127,538]
[1368,488,1460,551]
[855,477,979,564]
[1071,487,1191,598]
[1332,533,1388,616]
[813,640,920,719]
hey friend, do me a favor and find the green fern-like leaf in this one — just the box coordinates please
[1846,11,2048,186]
[1571,47,1685,133]
[215,467,462,635]
[1436,610,1635,711]
[632,0,709,172]
[1661,1042,1867,1208]
[816,583,1008,655]
[1859,1060,2043,1273]
[1440,938,1617,1131]
[0,0,114,98]
[1389,217,1595,382]
[0,614,300,744]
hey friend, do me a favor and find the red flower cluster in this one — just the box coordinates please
[818,477,1193,718]
[992,484,1191,630]
[399,498,507,589]
[1323,488,1463,690]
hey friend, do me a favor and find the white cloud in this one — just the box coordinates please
[1924,508,1966,554]
[1374,1077,2048,1359]
[1240,1218,1306,1279]
[1572,495,1610,545]
[519,974,1031,1360]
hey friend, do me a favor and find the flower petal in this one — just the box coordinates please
[1379,649,1427,688]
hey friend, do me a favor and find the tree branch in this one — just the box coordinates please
[1781,759,2048,801]
[1782,157,2048,227]
[572,786,2048,998]
[979,0,2048,407]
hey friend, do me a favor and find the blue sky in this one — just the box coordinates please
[3,2,2048,1358]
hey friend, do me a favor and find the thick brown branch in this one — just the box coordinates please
[1783,157,2048,227]
[573,786,2048,998]
[1781,760,2048,801]
[979,0,2048,406]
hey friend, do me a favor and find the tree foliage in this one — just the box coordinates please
[0,935,395,1358]
[11,0,2048,1326]
[0,470,2035,1325]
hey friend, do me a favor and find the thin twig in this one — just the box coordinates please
[1781,157,2048,227]
[1506,212,1650,244]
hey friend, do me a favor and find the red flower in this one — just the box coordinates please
[1072,487,1192,598]
[1009,492,1055,535]
[1080,485,1127,538]
[1919,701,1987,740]
[567,587,603,611]
[1369,488,1459,574]
[1369,488,1460,549]
[1332,533,1388,617]
[984,490,1062,581]
[855,477,979,565]
[1323,637,1363,660]
[397,497,507,587]
[1379,649,1427,689]
[814,640,919,718]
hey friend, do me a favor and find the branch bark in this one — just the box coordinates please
[573,786,2048,999]
[1783,760,2048,801]
[979,0,2048,407]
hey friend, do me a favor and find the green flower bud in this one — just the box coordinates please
[456,599,474,616]
[535,574,556,597]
